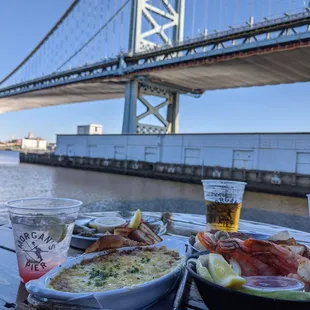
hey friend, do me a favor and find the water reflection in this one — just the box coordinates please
[0,151,307,219]
[0,150,19,165]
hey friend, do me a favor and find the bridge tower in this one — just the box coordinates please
[122,0,185,134]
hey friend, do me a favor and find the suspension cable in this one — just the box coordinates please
[57,0,131,71]
[234,0,239,26]
[192,0,196,38]
[0,0,79,85]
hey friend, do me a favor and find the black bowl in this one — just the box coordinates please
[186,251,309,310]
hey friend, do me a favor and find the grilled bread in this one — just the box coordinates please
[85,235,147,254]
[129,222,163,245]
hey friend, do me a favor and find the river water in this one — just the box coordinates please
[0,151,308,231]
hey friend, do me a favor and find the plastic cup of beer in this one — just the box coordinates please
[201,180,247,232]
[7,197,82,283]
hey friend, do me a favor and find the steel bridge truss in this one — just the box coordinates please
[122,78,179,134]
[131,10,310,64]
[129,0,185,54]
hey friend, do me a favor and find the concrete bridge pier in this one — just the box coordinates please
[122,79,179,134]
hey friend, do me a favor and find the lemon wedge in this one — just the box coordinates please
[229,258,242,276]
[196,255,214,283]
[88,221,98,229]
[207,254,245,288]
[128,209,142,229]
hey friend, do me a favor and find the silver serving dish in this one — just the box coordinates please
[26,239,186,310]
[71,215,167,250]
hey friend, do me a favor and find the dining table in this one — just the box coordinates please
[1,210,310,310]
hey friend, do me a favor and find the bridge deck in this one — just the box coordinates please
[1,41,309,114]
[146,42,310,91]
[0,81,125,113]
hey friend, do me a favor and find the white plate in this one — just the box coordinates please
[26,239,186,310]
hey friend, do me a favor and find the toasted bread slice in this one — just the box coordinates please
[129,229,154,245]
[121,238,147,247]
[114,227,134,238]
[85,235,124,254]
[139,222,162,243]
[129,222,162,245]
[85,235,147,253]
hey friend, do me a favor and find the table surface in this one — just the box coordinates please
[1,210,310,310]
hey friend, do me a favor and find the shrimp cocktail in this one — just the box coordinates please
[7,198,82,283]
[201,180,246,232]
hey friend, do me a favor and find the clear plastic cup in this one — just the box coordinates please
[201,180,247,232]
[7,197,82,283]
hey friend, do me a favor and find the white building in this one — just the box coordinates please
[77,124,103,135]
[21,133,47,151]
[55,133,310,175]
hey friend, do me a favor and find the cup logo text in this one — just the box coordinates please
[17,232,56,271]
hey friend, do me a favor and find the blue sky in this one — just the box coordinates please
[0,0,310,142]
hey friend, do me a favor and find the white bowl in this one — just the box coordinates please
[90,216,126,232]
[26,239,186,310]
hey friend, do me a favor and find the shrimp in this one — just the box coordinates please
[244,239,302,269]
[217,239,280,276]
[196,232,310,283]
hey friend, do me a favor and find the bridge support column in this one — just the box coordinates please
[122,80,138,134]
[123,0,183,134]
[122,80,179,134]
[167,93,179,133]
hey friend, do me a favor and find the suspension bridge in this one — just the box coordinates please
[0,0,310,134]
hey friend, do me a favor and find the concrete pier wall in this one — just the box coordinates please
[20,152,310,198]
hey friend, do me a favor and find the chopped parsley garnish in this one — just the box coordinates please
[89,269,101,279]
[140,257,151,263]
[89,268,118,280]
[127,267,140,274]
[94,279,106,287]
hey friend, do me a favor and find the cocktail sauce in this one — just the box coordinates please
[244,276,304,292]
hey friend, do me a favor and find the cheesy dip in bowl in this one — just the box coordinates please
[26,239,185,310]
[49,246,181,292]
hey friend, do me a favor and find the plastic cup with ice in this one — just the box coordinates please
[7,198,82,283]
